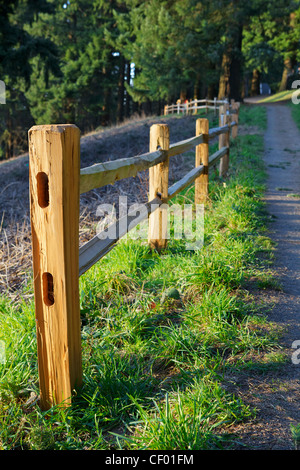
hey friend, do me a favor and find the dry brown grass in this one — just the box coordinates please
[0,111,220,297]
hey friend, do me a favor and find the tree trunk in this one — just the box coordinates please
[218,49,231,100]
[101,58,113,126]
[228,25,243,101]
[250,69,260,96]
[5,114,13,160]
[125,61,131,118]
[207,84,214,100]
[180,88,187,103]
[5,132,13,160]
[117,56,125,123]
[193,76,201,100]
[279,57,293,92]
[279,13,297,92]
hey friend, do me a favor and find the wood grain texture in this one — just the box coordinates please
[209,147,228,167]
[219,113,231,177]
[195,118,209,204]
[80,149,167,194]
[79,135,204,194]
[168,134,204,157]
[231,102,240,139]
[29,124,82,410]
[208,125,230,140]
[168,165,204,201]
[148,124,170,251]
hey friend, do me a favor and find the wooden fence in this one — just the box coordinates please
[28,101,240,410]
[164,97,230,116]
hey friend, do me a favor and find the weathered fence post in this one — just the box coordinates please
[219,106,231,177]
[192,99,196,115]
[195,118,209,204]
[218,104,225,161]
[29,124,82,410]
[148,124,170,251]
[231,102,240,139]
[214,97,217,116]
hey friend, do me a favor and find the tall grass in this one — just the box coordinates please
[0,105,282,450]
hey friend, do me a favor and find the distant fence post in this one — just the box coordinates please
[214,97,217,116]
[148,124,170,251]
[218,104,225,158]
[193,100,197,115]
[219,105,231,177]
[231,102,240,139]
[29,124,82,410]
[195,118,209,204]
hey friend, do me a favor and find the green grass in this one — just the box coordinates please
[258,89,300,103]
[238,105,267,129]
[0,105,283,450]
[290,100,300,132]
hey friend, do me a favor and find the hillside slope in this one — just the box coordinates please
[0,112,221,294]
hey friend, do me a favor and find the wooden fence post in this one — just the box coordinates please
[192,100,196,115]
[219,110,231,177]
[148,124,170,251]
[219,104,224,128]
[195,118,209,204]
[231,102,240,139]
[29,124,82,410]
[214,97,217,116]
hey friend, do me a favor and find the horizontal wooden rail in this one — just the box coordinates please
[164,97,230,116]
[80,135,205,194]
[208,124,229,140]
[168,134,204,157]
[79,123,236,194]
[208,121,236,140]
[208,146,228,166]
[79,196,163,276]
[80,149,167,194]
[168,165,204,200]
[79,167,208,273]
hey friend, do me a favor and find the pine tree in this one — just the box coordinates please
[0,0,59,159]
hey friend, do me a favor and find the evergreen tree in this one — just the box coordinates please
[0,0,59,159]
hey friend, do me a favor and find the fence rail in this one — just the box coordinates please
[28,101,240,410]
[164,97,229,116]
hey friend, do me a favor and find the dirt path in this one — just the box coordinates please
[232,104,300,450]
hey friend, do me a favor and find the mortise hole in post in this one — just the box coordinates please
[42,272,54,306]
[37,172,49,208]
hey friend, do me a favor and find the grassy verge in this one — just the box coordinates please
[258,89,300,103]
[0,105,284,450]
[290,101,300,130]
